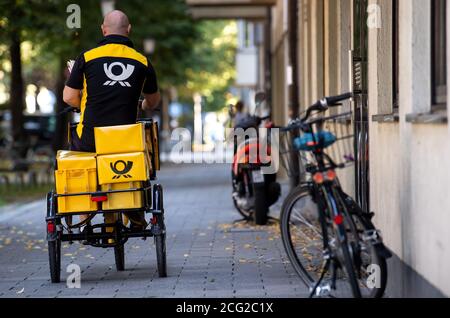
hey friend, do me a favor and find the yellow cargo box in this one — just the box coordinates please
[54,151,98,213]
[94,123,146,155]
[56,150,97,170]
[101,182,144,210]
[97,152,149,185]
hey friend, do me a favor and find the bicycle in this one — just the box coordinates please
[278,93,391,298]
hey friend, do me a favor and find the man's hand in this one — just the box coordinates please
[142,92,161,111]
[63,86,82,108]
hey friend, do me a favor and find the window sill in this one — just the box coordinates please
[405,110,448,124]
[372,112,400,123]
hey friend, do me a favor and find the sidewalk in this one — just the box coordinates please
[0,163,307,298]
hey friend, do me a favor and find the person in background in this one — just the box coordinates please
[232,100,249,128]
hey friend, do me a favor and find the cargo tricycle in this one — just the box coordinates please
[45,118,166,283]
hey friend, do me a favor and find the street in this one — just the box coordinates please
[0,163,307,298]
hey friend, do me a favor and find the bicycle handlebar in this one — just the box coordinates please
[283,92,353,132]
[323,92,353,106]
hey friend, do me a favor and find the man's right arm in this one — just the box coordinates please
[141,61,160,111]
[142,92,161,110]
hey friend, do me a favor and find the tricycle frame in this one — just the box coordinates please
[45,182,167,282]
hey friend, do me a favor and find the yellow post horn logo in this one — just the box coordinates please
[110,160,133,179]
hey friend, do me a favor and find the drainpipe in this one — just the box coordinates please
[288,0,300,120]
[264,7,273,110]
[287,0,300,187]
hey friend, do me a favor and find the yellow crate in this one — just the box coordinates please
[97,152,149,185]
[56,150,97,170]
[94,123,146,155]
[101,182,144,210]
[55,151,98,213]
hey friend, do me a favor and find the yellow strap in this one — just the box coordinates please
[84,44,148,66]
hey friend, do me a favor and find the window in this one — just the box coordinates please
[431,0,447,107]
[393,0,399,110]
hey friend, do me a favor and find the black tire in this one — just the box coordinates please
[253,183,268,225]
[48,239,61,283]
[280,185,386,298]
[339,232,362,298]
[280,186,317,286]
[114,244,125,271]
[344,212,388,298]
[155,234,167,277]
[231,171,253,221]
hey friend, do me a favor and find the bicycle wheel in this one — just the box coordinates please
[280,185,385,298]
[155,233,167,277]
[114,244,125,271]
[48,239,61,283]
[333,189,388,298]
[280,186,321,288]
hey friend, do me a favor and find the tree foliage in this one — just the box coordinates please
[0,0,237,122]
[179,20,237,112]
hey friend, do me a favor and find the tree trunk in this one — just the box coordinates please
[9,28,25,151]
[53,58,69,152]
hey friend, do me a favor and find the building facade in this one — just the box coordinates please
[187,0,450,297]
[270,0,450,297]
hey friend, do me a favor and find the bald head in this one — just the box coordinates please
[102,10,131,37]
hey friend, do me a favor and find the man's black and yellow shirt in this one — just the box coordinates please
[66,34,158,152]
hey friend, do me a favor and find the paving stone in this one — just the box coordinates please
[0,164,306,298]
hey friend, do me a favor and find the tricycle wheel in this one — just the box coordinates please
[154,234,167,277]
[114,244,125,271]
[48,239,61,283]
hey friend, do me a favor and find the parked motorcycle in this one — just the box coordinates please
[230,92,281,225]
